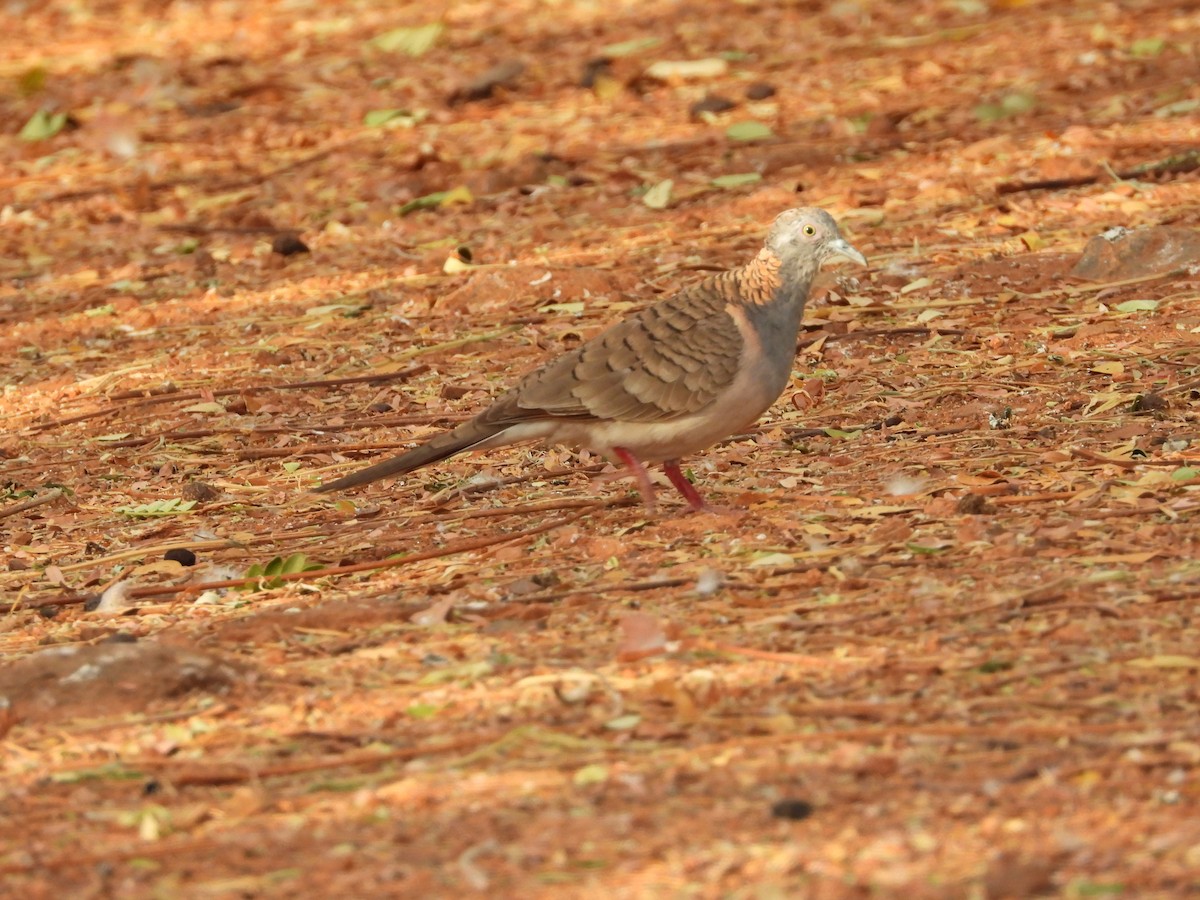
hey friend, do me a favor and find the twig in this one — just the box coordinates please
[804,327,967,347]
[1164,375,1200,395]
[510,576,693,605]
[18,508,594,606]
[989,490,1084,505]
[1070,448,1141,471]
[19,138,361,211]
[62,703,233,736]
[161,732,489,786]
[1011,268,1188,300]
[27,365,431,434]
[780,414,904,440]
[999,601,1123,623]
[424,464,609,507]
[0,731,492,874]
[996,149,1200,194]
[155,223,303,236]
[119,510,590,600]
[239,442,429,460]
[0,489,64,519]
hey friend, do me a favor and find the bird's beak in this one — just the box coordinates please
[827,237,867,267]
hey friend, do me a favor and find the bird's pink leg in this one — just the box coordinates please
[611,446,658,512]
[663,460,708,512]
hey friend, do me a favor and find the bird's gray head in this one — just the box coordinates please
[765,207,867,272]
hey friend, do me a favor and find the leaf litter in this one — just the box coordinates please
[2,0,1200,896]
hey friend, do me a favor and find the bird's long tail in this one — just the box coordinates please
[313,419,507,493]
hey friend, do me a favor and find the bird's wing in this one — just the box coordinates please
[481,278,746,427]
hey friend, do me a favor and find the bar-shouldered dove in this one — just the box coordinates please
[315,207,866,511]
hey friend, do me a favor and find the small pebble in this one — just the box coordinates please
[272,234,309,257]
[690,94,737,118]
[771,799,814,820]
[164,548,197,567]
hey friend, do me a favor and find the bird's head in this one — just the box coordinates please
[766,207,867,270]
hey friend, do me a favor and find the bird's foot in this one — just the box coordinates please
[612,446,659,513]
[663,461,710,512]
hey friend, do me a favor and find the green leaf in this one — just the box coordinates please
[50,764,144,783]
[83,304,116,318]
[974,92,1036,121]
[847,113,872,134]
[603,714,641,731]
[18,66,47,96]
[1000,92,1036,114]
[725,120,774,142]
[905,542,949,555]
[711,172,763,188]
[1155,98,1200,118]
[116,499,197,518]
[1114,299,1158,313]
[641,178,673,209]
[976,659,1013,674]
[539,301,585,315]
[1171,467,1199,482]
[406,704,440,719]
[572,764,609,786]
[363,108,397,128]
[370,23,443,56]
[363,108,425,129]
[1068,881,1125,897]
[241,553,321,590]
[823,428,863,441]
[281,553,319,575]
[281,462,302,473]
[417,660,495,685]
[18,109,68,142]
[364,108,402,127]
[601,37,660,58]
[1129,37,1164,58]
[399,191,448,215]
[108,279,146,292]
[398,185,473,216]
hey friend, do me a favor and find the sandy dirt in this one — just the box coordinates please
[2,0,1199,896]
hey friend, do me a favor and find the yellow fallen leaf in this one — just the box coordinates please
[954,473,1004,486]
[181,402,226,414]
[642,178,673,209]
[592,74,622,100]
[1076,551,1160,565]
[748,552,794,568]
[439,185,473,207]
[645,58,728,81]
[1127,655,1200,669]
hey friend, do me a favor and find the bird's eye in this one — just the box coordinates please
[802,224,816,236]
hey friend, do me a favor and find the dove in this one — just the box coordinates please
[315,207,866,511]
